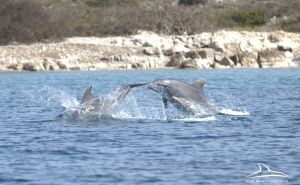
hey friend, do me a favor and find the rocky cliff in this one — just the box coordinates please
[1,30,300,71]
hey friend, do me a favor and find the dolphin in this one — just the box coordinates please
[148,78,218,116]
[247,163,289,178]
[74,83,147,116]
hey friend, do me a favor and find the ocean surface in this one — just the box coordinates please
[0,69,299,185]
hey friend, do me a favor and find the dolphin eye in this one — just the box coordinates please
[158,83,168,87]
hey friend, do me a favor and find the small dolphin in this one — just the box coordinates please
[148,78,218,116]
[247,163,289,178]
[75,83,147,116]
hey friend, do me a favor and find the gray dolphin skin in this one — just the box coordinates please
[75,83,147,116]
[148,78,218,115]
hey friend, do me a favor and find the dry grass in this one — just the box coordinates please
[0,0,300,45]
[0,0,71,45]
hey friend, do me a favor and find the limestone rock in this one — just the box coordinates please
[216,57,235,68]
[194,59,213,69]
[57,59,70,70]
[214,53,235,68]
[214,53,224,63]
[131,63,139,69]
[214,62,231,69]
[7,63,23,71]
[284,51,294,58]
[198,32,212,46]
[126,64,132,69]
[145,59,157,68]
[133,63,147,69]
[239,40,253,53]
[257,49,285,68]
[100,57,111,62]
[0,30,300,72]
[112,55,125,62]
[23,62,45,71]
[94,63,108,70]
[167,53,185,67]
[185,50,200,59]
[70,66,82,70]
[43,60,60,71]
[180,59,198,69]
[171,43,190,54]
[277,41,294,52]
[268,34,280,42]
[292,56,300,67]
[239,52,259,68]
[277,45,292,52]
[0,65,9,71]
[229,54,240,66]
[142,42,153,47]
[208,41,225,52]
[143,47,163,57]
[198,48,215,60]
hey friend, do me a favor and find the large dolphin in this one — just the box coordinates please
[148,78,218,116]
[74,83,147,116]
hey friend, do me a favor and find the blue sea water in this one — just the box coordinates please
[0,69,299,185]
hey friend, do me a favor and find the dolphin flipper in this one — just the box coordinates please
[162,97,168,108]
[81,85,96,104]
[173,96,196,113]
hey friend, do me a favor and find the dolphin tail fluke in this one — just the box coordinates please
[81,85,96,104]
[116,83,148,102]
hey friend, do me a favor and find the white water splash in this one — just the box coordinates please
[113,94,143,119]
[29,86,79,110]
[218,108,250,116]
[208,89,250,116]
[172,116,216,122]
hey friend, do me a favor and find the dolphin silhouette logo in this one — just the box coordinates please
[247,163,289,178]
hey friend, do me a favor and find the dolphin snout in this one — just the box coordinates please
[148,83,154,90]
[148,83,159,91]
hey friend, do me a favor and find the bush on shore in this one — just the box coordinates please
[0,0,300,45]
[0,0,71,45]
[178,0,208,5]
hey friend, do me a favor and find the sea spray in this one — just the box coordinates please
[27,85,79,109]
[208,89,250,116]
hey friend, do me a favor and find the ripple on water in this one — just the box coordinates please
[0,69,299,185]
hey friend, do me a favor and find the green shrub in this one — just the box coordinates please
[0,0,299,45]
[86,0,140,7]
[231,11,267,27]
[0,0,68,45]
[178,0,208,5]
[280,16,300,33]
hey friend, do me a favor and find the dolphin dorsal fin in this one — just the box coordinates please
[192,79,206,90]
[81,85,95,104]
[258,163,271,172]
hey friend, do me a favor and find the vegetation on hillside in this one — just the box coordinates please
[0,0,299,45]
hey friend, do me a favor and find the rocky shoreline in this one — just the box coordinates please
[1,30,300,72]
